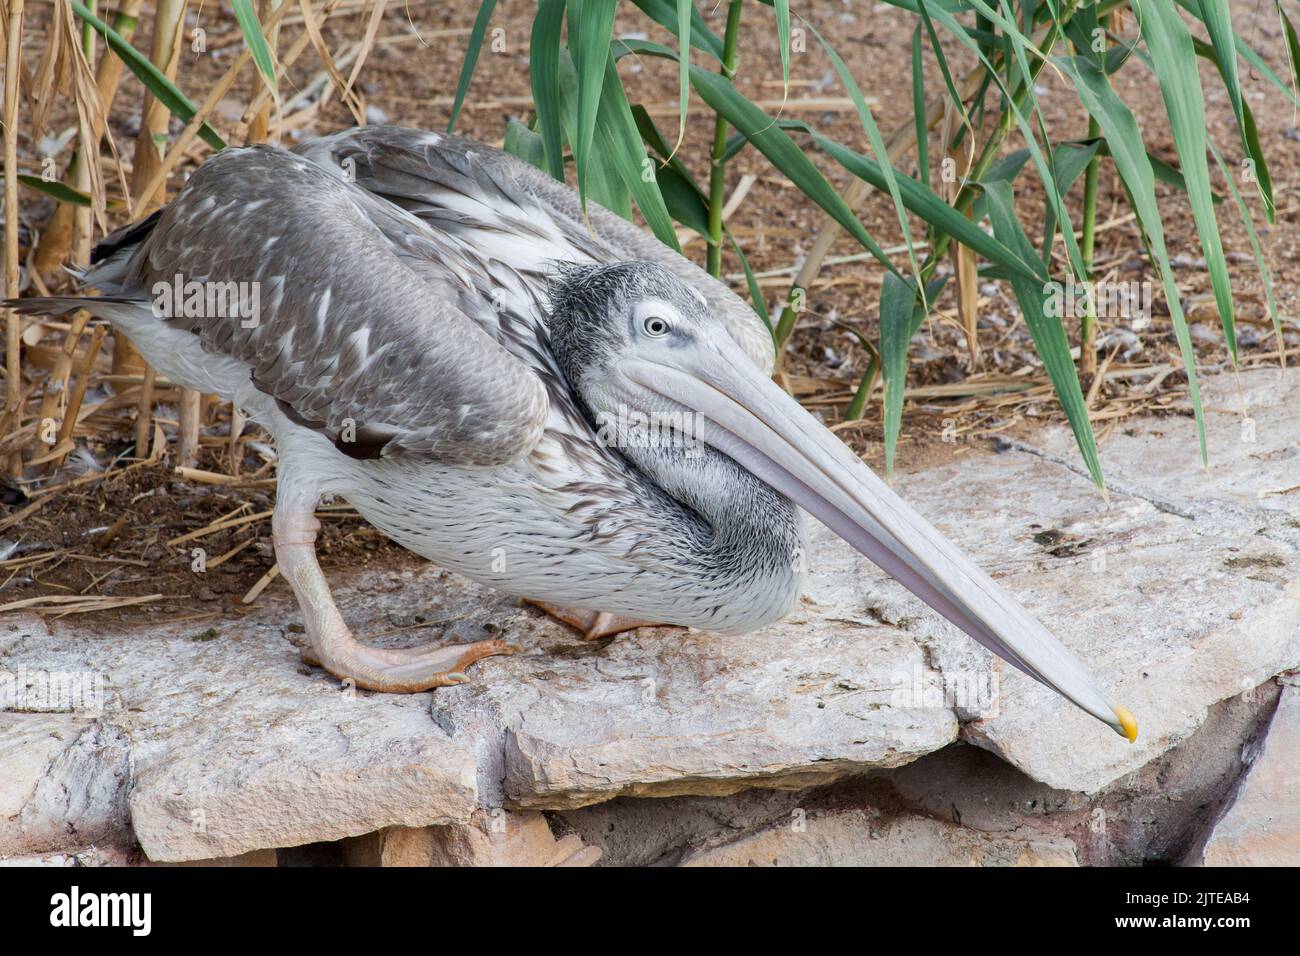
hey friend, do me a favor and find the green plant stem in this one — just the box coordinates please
[83,0,97,57]
[845,349,881,420]
[772,287,798,350]
[771,282,799,349]
[1080,116,1101,271]
[829,320,880,419]
[1079,112,1101,371]
[1078,14,1110,377]
[705,0,744,278]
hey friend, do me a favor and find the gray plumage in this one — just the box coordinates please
[79,127,771,466]
[97,142,546,465]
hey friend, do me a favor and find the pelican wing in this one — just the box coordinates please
[92,145,548,466]
[292,126,777,374]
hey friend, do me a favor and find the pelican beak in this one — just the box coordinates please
[622,333,1137,742]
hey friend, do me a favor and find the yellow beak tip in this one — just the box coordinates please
[1115,706,1139,743]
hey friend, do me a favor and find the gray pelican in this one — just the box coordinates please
[10,126,1137,741]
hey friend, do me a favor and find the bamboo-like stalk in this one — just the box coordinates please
[1078,14,1111,381]
[123,0,187,392]
[82,0,97,56]
[34,308,89,471]
[236,0,292,470]
[131,0,188,211]
[34,0,144,278]
[91,0,144,132]
[952,227,979,365]
[1079,114,1101,378]
[133,364,155,459]
[32,0,116,474]
[3,0,26,478]
[129,0,189,460]
[248,0,283,142]
[53,322,108,468]
[949,10,995,370]
[844,339,880,420]
[704,0,744,279]
[944,105,980,371]
[177,387,202,468]
[72,2,96,267]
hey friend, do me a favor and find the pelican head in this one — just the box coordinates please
[547,260,1136,742]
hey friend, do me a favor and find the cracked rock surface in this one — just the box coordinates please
[1,368,1296,862]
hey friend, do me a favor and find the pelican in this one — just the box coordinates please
[10,125,1137,741]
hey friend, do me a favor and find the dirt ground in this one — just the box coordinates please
[3,0,1297,632]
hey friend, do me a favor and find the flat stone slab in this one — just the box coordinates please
[3,367,1297,858]
[959,367,1300,790]
[1200,678,1300,865]
[0,615,478,862]
[496,616,950,809]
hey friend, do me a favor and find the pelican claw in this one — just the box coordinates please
[525,601,672,640]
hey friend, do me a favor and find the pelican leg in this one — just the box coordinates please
[273,486,516,692]
[526,600,668,640]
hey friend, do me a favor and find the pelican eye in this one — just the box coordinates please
[641,315,672,337]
